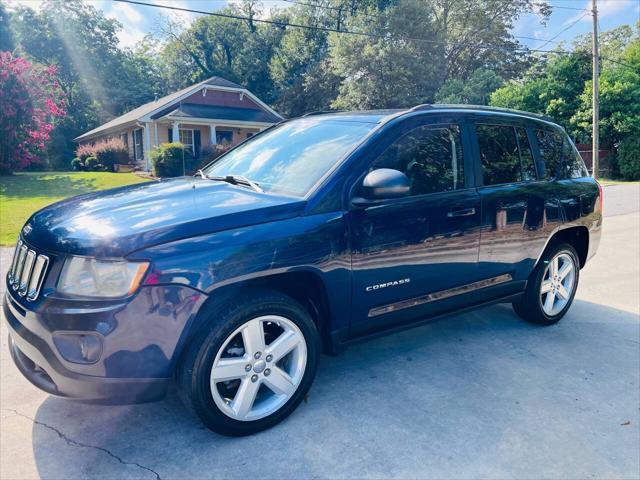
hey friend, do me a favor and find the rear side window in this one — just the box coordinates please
[560,137,589,178]
[477,124,521,185]
[535,129,563,180]
[372,125,464,195]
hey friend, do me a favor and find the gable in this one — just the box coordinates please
[182,89,262,110]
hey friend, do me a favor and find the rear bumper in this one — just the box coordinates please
[5,295,168,404]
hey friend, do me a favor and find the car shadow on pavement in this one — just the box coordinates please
[29,299,639,480]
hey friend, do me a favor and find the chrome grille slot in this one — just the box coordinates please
[8,239,49,301]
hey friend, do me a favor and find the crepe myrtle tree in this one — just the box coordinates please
[0,52,66,174]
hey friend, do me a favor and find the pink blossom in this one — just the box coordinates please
[0,52,67,173]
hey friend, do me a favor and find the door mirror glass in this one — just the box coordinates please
[357,168,410,203]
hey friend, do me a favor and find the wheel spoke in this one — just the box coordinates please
[241,319,265,356]
[266,329,301,363]
[556,284,570,300]
[558,261,572,280]
[211,357,248,382]
[550,257,559,277]
[544,291,555,312]
[263,367,296,397]
[541,280,553,294]
[231,377,260,417]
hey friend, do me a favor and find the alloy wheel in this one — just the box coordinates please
[209,315,307,421]
[540,252,576,316]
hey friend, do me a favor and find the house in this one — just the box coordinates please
[74,77,283,170]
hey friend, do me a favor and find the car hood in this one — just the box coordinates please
[22,177,306,257]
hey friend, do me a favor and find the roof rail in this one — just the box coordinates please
[302,110,344,117]
[406,103,555,123]
[408,104,434,112]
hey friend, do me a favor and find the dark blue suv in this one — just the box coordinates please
[5,105,602,436]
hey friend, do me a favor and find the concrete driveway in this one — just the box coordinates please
[1,184,639,479]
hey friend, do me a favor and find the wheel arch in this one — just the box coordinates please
[536,225,589,269]
[182,269,336,357]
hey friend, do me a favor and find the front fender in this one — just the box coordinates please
[128,212,351,333]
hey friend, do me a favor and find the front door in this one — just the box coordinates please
[348,120,482,336]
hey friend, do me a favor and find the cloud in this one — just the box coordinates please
[564,0,635,25]
[4,0,45,11]
[108,1,144,24]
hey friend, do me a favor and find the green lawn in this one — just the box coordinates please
[0,172,150,246]
[598,178,640,186]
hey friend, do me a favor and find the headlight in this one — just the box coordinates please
[57,257,149,298]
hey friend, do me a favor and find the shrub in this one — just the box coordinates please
[75,138,129,171]
[70,157,84,171]
[617,136,640,181]
[196,144,232,171]
[93,138,128,171]
[150,142,195,177]
[84,156,98,171]
[75,143,96,162]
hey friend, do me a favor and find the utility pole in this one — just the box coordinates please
[592,0,599,179]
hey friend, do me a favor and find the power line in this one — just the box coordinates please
[536,10,589,49]
[112,0,633,69]
[283,0,569,45]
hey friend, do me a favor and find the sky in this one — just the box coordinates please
[5,0,640,49]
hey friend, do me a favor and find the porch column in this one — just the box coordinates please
[210,125,217,145]
[153,122,159,148]
[172,121,180,142]
[143,122,152,171]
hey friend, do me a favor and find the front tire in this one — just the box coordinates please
[177,289,319,436]
[513,243,580,325]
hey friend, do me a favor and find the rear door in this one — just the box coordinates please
[347,117,482,336]
[473,121,561,298]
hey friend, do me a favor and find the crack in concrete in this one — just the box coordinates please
[3,408,161,480]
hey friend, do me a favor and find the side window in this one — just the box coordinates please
[561,137,589,178]
[516,127,537,181]
[372,125,464,196]
[535,129,563,180]
[477,124,521,185]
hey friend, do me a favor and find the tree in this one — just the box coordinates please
[0,52,66,174]
[157,1,284,102]
[9,0,162,168]
[490,51,591,137]
[269,5,341,116]
[327,0,546,109]
[435,68,503,105]
[0,2,13,52]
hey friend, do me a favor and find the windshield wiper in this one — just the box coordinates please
[196,171,263,193]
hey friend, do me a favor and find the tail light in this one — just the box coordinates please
[596,181,603,213]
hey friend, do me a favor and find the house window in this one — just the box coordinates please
[133,128,144,162]
[216,130,233,145]
[179,129,195,153]
[120,133,128,149]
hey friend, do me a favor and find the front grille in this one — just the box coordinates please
[8,240,49,301]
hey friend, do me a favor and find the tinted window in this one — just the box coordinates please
[561,137,589,178]
[204,118,375,196]
[536,129,563,180]
[477,124,521,185]
[372,125,464,195]
[516,127,537,181]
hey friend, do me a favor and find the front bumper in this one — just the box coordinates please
[4,283,204,404]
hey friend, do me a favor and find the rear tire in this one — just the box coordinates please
[176,288,319,436]
[513,243,580,325]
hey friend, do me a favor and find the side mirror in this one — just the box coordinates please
[352,168,410,207]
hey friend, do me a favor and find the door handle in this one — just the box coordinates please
[447,207,476,218]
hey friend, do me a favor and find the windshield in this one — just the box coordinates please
[203,117,376,196]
